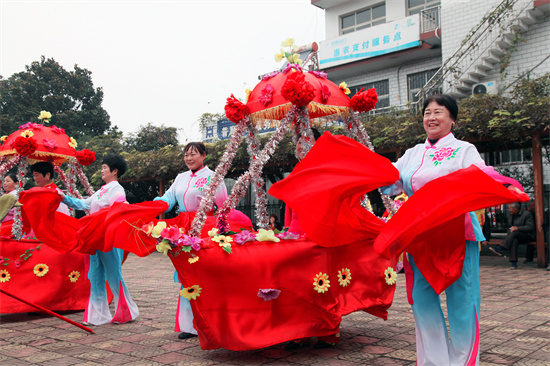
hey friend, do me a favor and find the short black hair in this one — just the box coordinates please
[184,142,207,156]
[102,155,127,177]
[311,127,321,141]
[30,162,54,179]
[423,94,459,122]
[6,173,18,183]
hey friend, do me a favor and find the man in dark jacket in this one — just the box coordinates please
[499,202,535,269]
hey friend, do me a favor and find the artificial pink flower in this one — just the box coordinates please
[43,138,58,152]
[320,83,331,104]
[160,226,181,242]
[309,70,327,79]
[258,84,275,107]
[18,122,32,130]
[276,231,300,240]
[257,288,281,301]
[51,125,65,134]
[234,230,256,245]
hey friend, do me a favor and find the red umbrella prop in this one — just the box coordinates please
[246,66,351,124]
[0,122,77,165]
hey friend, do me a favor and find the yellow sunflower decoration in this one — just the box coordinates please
[337,268,352,287]
[384,267,397,285]
[180,285,202,300]
[0,269,10,282]
[188,256,199,264]
[21,129,34,138]
[33,263,49,277]
[68,270,80,283]
[313,272,330,293]
[212,235,232,248]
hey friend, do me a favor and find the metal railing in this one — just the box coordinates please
[421,5,441,33]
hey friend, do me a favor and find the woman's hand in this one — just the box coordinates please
[58,191,65,201]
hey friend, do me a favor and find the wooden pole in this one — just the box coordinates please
[532,131,546,268]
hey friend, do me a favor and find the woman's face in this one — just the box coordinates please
[185,147,206,172]
[3,176,16,192]
[423,101,454,140]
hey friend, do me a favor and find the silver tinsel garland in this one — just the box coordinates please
[345,112,397,217]
[245,122,269,229]
[11,157,29,239]
[74,159,95,196]
[214,110,295,233]
[188,118,249,237]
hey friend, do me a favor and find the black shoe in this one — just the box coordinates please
[510,262,518,269]
[313,340,335,349]
[178,332,197,339]
[284,341,309,351]
[488,247,502,256]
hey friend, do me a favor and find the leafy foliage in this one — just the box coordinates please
[0,56,111,139]
[124,123,179,152]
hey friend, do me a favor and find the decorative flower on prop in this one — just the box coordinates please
[20,130,34,138]
[281,71,316,107]
[255,228,280,243]
[42,138,58,152]
[212,235,233,254]
[38,110,52,123]
[0,269,10,283]
[180,285,202,300]
[225,94,249,123]
[339,82,351,95]
[259,84,275,107]
[257,288,281,301]
[337,268,352,287]
[276,231,300,240]
[313,272,330,293]
[68,137,78,149]
[69,270,81,283]
[33,263,49,277]
[0,136,7,143]
[234,230,256,245]
[76,149,96,166]
[384,267,397,285]
[274,38,302,65]
[350,87,378,113]
[14,136,38,156]
[142,221,203,262]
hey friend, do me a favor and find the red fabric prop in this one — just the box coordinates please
[19,188,81,253]
[280,71,316,107]
[14,136,38,156]
[76,149,96,166]
[0,238,90,313]
[170,237,396,350]
[350,87,378,113]
[373,165,529,294]
[224,94,249,123]
[269,132,399,247]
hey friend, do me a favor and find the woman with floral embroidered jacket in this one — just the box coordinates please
[154,142,230,340]
[60,155,139,326]
[381,94,525,366]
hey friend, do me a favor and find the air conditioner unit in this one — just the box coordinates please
[472,81,498,95]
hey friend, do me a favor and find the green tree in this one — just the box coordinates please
[124,123,179,152]
[0,56,111,139]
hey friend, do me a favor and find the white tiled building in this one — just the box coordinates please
[313,0,550,107]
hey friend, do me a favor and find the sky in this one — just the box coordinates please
[0,0,325,142]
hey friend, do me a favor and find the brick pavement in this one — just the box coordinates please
[1,253,549,365]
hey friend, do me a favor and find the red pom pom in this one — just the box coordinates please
[224,94,249,123]
[14,136,38,156]
[281,72,316,107]
[76,149,96,166]
[350,87,378,113]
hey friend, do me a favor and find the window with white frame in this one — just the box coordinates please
[483,149,533,166]
[340,3,386,35]
[407,68,441,103]
[349,80,390,109]
[407,0,440,15]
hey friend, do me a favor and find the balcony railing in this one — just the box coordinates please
[421,5,441,33]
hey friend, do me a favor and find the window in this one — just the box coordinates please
[340,3,386,35]
[407,0,440,15]
[407,68,441,103]
[349,79,390,109]
[483,149,533,166]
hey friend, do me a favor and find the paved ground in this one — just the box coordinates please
[1,253,549,365]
